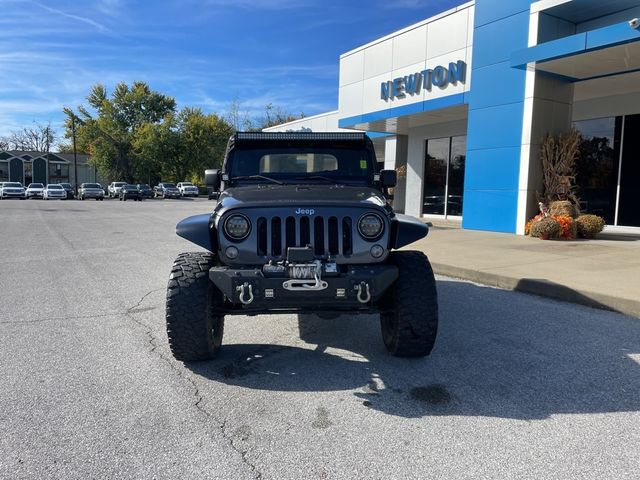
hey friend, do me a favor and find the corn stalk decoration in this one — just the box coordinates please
[539,130,581,206]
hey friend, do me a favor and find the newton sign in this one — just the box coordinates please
[381,60,467,101]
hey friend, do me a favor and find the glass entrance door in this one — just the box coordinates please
[575,115,639,227]
[574,117,621,224]
[423,136,466,217]
[618,114,640,227]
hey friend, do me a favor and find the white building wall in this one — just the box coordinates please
[338,2,474,124]
[572,71,640,120]
[263,111,355,133]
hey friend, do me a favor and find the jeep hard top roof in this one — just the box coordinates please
[225,131,374,154]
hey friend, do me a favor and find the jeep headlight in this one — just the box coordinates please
[358,213,384,240]
[224,214,251,240]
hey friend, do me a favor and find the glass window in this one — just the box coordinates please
[48,163,69,183]
[423,136,466,216]
[24,162,33,185]
[0,162,8,182]
[229,147,373,184]
[573,117,621,224]
[260,154,338,174]
[423,138,449,215]
[618,114,640,227]
[447,136,466,216]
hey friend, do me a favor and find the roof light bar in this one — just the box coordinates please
[235,132,368,141]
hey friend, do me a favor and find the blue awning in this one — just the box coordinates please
[511,21,640,81]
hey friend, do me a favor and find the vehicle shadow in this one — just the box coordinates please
[186,279,640,419]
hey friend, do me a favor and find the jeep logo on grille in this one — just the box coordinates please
[295,208,315,215]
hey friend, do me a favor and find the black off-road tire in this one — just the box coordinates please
[166,252,225,362]
[379,251,438,357]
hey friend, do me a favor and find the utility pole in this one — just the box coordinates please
[45,125,50,184]
[70,114,78,195]
[64,107,81,193]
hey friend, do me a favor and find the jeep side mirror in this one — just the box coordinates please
[380,169,397,188]
[205,169,220,190]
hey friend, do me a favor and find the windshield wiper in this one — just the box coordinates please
[231,175,283,185]
[293,175,344,184]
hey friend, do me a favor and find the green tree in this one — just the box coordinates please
[64,82,176,182]
[134,108,233,183]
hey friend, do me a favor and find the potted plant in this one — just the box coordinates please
[530,217,561,240]
[576,214,605,239]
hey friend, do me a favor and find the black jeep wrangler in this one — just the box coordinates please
[166,132,438,361]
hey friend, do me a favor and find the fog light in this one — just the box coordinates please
[225,246,239,259]
[370,244,384,258]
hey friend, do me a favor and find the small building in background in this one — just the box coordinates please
[0,150,106,186]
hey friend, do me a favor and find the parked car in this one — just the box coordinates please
[0,182,26,200]
[78,183,105,201]
[59,182,75,199]
[43,184,67,200]
[154,182,180,199]
[26,183,45,199]
[119,184,143,201]
[137,183,154,199]
[177,182,199,197]
[107,182,126,198]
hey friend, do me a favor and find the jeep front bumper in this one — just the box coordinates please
[209,264,398,313]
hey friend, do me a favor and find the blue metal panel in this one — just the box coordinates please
[466,102,525,151]
[462,147,523,190]
[470,61,527,109]
[510,33,587,67]
[461,189,519,233]
[474,0,532,29]
[586,21,640,49]
[462,0,532,233]
[338,92,466,129]
[366,132,393,139]
[473,11,530,68]
[511,21,640,69]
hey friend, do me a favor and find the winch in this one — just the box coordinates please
[263,260,330,292]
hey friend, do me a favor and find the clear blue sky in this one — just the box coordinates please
[0,0,461,140]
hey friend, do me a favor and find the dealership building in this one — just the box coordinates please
[266,0,640,233]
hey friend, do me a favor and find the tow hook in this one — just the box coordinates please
[236,282,254,305]
[355,282,371,304]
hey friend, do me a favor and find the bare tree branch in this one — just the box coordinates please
[6,122,56,151]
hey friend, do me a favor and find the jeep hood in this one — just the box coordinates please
[215,185,389,210]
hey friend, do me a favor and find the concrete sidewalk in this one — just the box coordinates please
[411,222,640,318]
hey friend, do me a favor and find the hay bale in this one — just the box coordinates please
[549,200,577,218]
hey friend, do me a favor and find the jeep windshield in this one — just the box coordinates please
[227,147,374,186]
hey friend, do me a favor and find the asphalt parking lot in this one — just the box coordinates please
[1,198,639,479]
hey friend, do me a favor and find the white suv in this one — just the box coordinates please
[0,182,26,199]
[26,183,45,199]
[107,182,126,198]
[177,182,199,197]
[43,184,66,200]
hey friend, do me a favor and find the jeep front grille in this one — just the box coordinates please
[256,215,353,258]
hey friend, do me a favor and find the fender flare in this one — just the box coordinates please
[176,214,216,252]
[390,214,429,249]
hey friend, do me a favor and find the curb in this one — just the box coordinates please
[431,262,640,319]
